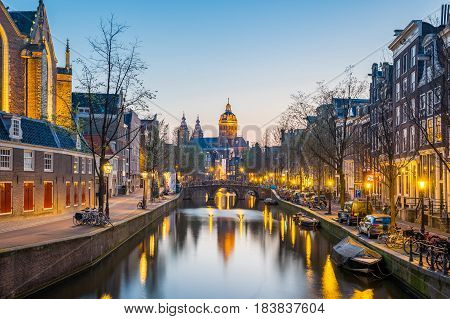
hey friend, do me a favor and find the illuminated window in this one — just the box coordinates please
[24,150,34,171]
[435,116,442,142]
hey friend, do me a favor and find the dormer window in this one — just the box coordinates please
[9,117,22,139]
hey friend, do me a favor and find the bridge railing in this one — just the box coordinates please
[184,181,262,188]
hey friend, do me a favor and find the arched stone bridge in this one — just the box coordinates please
[183,181,271,200]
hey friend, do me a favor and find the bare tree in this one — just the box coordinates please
[72,16,155,212]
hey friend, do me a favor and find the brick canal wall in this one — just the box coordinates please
[274,192,450,299]
[0,194,183,298]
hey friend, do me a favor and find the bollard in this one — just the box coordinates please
[430,246,436,271]
[409,238,413,262]
[419,241,423,267]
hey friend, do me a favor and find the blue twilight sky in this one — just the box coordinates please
[6,0,446,142]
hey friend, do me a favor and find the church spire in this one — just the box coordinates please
[226,98,231,112]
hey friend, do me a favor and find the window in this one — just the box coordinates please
[435,116,442,142]
[419,94,426,110]
[87,158,92,175]
[410,98,416,116]
[0,148,12,170]
[81,158,86,174]
[395,83,400,101]
[81,182,86,205]
[44,153,53,172]
[396,106,401,126]
[410,71,416,92]
[395,131,400,154]
[426,91,433,116]
[402,77,408,96]
[410,126,415,151]
[402,103,408,123]
[0,182,12,215]
[10,117,22,139]
[427,118,434,142]
[74,182,79,206]
[65,182,71,207]
[402,54,408,74]
[43,181,53,209]
[396,59,400,79]
[73,157,79,174]
[24,150,34,171]
[403,128,408,152]
[23,182,34,212]
[434,86,441,105]
[411,45,416,67]
[421,120,427,145]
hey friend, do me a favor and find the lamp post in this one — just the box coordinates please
[141,171,148,209]
[417,178,427,266]
[102,162,113,218]
[326,179,334,215]
[363,181,372,228]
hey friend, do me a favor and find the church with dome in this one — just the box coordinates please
[176,99,248,179]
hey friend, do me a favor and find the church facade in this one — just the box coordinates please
[177,100,248,180]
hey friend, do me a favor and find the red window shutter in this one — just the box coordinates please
[4,183,11,214]
[66,183,71,207]
[44,182,53,209]
[24,183,34,211]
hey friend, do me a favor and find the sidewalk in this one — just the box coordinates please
[0,191,175,250]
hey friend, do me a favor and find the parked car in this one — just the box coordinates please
[338,200,373,225]
[312,195,327,209]
[357,214,391,238]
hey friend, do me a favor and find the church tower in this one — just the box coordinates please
[177,113,190,145]
[55,39,73,128]
[191,115,204,139]
[218,99,237,139]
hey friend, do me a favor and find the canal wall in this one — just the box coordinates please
[0,194,183,298]
[274,192,450,299]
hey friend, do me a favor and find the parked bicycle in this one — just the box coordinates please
[73,208,113,227]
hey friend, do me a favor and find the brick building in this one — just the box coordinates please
[0,113,93,216]
[0,1,72,126]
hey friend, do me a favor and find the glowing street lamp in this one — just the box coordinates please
[417,177,427,266]
[102,162,113,217]
[364,181,372,217]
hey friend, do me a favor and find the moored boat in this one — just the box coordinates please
[297,216,320,228]
[264,198,278,205]
[331,237,382,274]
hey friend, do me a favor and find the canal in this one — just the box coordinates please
[34,190,412,299]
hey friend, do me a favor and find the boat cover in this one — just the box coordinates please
[331,237,380,266]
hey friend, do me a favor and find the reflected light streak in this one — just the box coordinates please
[149,235,155,258]
[139,252,148,285]
[100,293,112,299]
[280,214,285,241]
[322,255,341,299]
[351,289,374,299]
[269,212,273,235]
[237,212,244,237]
[290,219,296,247]
[305,232,312,281]
[162,217,170,239]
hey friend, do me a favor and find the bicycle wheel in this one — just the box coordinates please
[403,238,420,255]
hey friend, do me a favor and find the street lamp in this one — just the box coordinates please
[326,179,334,215]
[364,181,372,214]
[417,177,427,266]
[141,171,148,209]
[102,162,113,218]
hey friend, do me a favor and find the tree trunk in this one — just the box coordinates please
[339,171,346,209]
[388,166,397,227]
[98,168,105,212]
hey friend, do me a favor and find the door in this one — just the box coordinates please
[0,182,12,215]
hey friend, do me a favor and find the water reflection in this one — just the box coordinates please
[33,196,412,299]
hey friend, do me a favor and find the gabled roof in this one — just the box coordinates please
[73,92,121,114]
[0,112,89,153]
[8,11,36,37]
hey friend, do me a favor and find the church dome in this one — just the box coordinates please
[219,99,238,139]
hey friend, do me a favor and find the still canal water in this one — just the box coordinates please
[35,189,411,299]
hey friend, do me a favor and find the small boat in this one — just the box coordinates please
[264,198,278,205]
[331,237,382,274]
[298,215,320,228]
